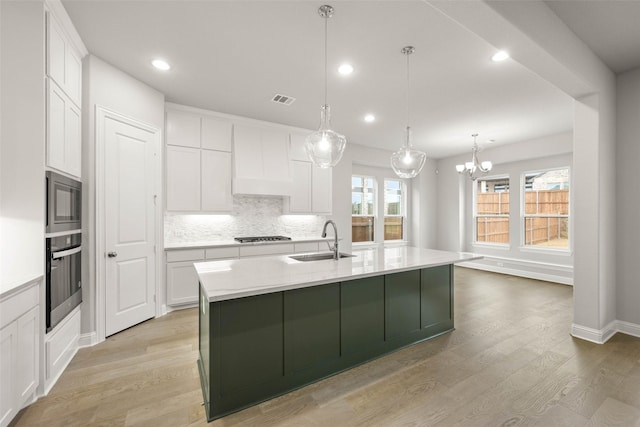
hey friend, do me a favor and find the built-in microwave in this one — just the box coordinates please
[46,171,81,234]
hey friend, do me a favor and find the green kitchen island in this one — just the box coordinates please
[195,246,480,421]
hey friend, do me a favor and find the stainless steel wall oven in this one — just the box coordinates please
[46,232,82,332]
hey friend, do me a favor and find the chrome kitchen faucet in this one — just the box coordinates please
[321,220,339,260]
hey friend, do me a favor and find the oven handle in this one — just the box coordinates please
[51,246,82,260]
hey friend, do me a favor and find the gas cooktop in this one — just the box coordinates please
[233,236,292,243]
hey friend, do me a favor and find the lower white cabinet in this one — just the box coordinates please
[166,247,239,306]
[165,243,324,308]
[0,282,40,427]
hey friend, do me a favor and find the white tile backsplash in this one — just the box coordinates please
[165,195,327,244]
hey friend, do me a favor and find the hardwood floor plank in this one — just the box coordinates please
[11,267,640,427]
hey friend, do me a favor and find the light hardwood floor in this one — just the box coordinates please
[12,267,640,426]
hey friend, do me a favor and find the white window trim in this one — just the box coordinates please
[519,166,572,253]
[473,174,510,248]
[383,178,407,243]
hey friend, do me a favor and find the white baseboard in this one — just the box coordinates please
[615,320,640,339]
[571,321,617,344]
[78,331,99,348]
[571,320,640,344]
[458,258,573,285]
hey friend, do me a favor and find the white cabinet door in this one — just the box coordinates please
[0,322,17,426]
[46,12,82,107]
[16,307,38,404]
[47,81,66,172]
[201,117,232,152]
[312,166,332,214]
[166,261,200,306]
[66,101,82,178]
[166,110,201,148]
[166,146,201,211]
[202,150,233,212]
[47,80,82,178]
[288,161,312,213]
[289,132,309,161]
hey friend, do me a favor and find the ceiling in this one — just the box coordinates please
[60,1,638,159]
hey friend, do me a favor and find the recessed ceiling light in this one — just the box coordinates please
[486,139,496,144]
[364,114,375,123]
[491,51,509,62]
[338,63,354,75]
[152,59,171,71]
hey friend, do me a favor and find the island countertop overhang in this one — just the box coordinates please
[195,246,482,302]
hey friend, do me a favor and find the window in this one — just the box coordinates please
[523,168,570,248]
[384,179,404,241]
[475,176,510,244]
[352,175,375,242]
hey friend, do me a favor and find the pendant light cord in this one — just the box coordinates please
[406,50,410,132]
[324,13,328,107]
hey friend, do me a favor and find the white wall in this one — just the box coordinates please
[436,132,574,283]
[616,67,640,327]
[0,1,46,292]
[82,55,165,335]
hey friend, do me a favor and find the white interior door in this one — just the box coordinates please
[104,115,158,337]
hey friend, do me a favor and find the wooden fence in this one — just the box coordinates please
[352,216,403,242]
[476,190,569,246]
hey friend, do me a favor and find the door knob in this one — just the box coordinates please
[107,251,118,258]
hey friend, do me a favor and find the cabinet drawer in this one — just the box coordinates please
[0,282,39,329]
[294,242,319,253]
[239,244,295,258]
[166,249,205,263]
[206,247,239,260]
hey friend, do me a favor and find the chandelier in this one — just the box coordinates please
[305,5,346,168]
[390,46,426,179]
[455,134,493,180]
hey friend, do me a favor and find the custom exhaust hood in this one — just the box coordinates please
[232,124,293,196]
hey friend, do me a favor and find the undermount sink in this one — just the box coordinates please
[289,252,354,262]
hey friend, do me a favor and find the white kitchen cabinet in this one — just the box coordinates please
[202,116,232,152]
[202,150,233,212]
[166,110,201,148]
[166,146,233,213]
[166,145,201,211]
[47,79,81,178]
[166,110,233,152]
[166,247,239,306]
[285,158,332,214]
[0,282,40,427]
[233,124,291,195]
[46,11,82,107]
[288,161,312,212]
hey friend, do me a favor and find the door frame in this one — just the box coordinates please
[95,105,162,342]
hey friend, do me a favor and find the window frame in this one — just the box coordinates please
[383,178,407,242]
[351,174,377,244]
[472,174,511,249]
[520,166,572,253]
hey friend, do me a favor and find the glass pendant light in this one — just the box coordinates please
[390,46,426,179]
[305,5,346,169]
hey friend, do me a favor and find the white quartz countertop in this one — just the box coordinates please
[195,246,482,302]
[164,237,331,250]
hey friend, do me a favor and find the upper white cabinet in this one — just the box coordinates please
[46,10,83,178]
[165,108,233,213]
[285,133,332,214]
[46,12,82,107]
[47,80,82,178]
[233,124,292,196]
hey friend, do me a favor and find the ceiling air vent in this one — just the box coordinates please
[271,94,296,106]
